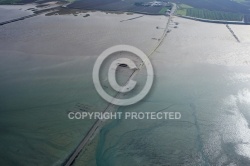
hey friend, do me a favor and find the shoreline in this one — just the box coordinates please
[62,6,250,25]
[1,3,250,25]
[177,15,250,25]
[63,6,166,16]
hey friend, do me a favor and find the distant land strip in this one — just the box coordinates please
[0,6,60,26]
[178,15,250,25]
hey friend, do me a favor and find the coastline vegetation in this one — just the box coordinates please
[186,8,243,21]
[177,3,244,22]
[158,6,171,14]
[176,3,193,16]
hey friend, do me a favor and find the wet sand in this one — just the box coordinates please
[0,9,166,165]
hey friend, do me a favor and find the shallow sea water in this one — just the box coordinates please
[74,18,250,166]
[1,6,250,166]
[0,9,166,165]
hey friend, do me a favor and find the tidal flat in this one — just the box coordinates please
[1,5,250,166]
[0,8,166,165]
[74,17,250,166]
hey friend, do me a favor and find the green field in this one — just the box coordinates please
[176,4,193,16]
[158,6,171,14]
[186,8,244,21]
